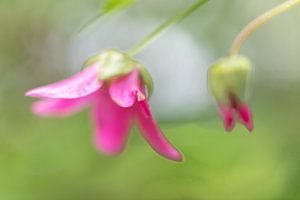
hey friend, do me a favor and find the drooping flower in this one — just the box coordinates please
[208,55,253,132]
[26,49,182,161]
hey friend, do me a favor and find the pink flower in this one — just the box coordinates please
[26,50,182,162]
[208,55,253,132]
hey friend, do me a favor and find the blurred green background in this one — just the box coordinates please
[1,0,300,199]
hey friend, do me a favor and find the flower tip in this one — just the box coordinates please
[94,138,125,156]
[224,124,235,132]
[219,106,235,132]
[165,150,183,162]
[245,123,254,133]
[25,90,36,97]
[238,104,254,133]
[94,143,124,156]
[25,90,47,98]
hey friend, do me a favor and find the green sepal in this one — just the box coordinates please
[135,62,154,97]
[82,49,134,80]
[208,55,252,103]
[82,49,154,98]
[96,49,135,80]
[81,54,102,70]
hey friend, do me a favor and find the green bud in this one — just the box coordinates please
[208,55,252,104]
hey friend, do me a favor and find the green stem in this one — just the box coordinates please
[127,0,209,56]
[78,13,104,33]
[230,0,300,56]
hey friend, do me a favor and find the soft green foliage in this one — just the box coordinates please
[101,0,137,15]
[0,101,296,200]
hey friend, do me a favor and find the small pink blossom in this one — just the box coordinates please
[26,50,182,161]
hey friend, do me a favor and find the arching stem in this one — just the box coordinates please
[230,0,300,56]
[127,0,209,56]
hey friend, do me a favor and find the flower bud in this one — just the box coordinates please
[208,55,253,132]
[208,55,251,104]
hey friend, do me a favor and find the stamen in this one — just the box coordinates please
[132,90,150,117]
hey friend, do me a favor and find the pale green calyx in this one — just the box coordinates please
[135,62,154,97]
[208,55,252,103]
[83,49,154,97]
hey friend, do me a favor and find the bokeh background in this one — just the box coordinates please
[1,0,300,199]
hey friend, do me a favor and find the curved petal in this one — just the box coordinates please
[219,105,235,132]
[32,95,93,117]
[237,104,254,132]
[25,63,102,99]
[109,69,146,108]
[92,91,132,155]
[134,100,182,162]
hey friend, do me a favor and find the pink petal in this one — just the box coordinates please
[219,105,235,132]
[134,100,182,162]
[92,90,132,155]
[237,104,254,132]
[137,99,151,118]
[25,63,102,99]
[109,69,146,108]
[32,95,92,117]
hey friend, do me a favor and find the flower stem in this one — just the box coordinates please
[127,0,209,56]
[229,0,300,56]
[78,13,103,33]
